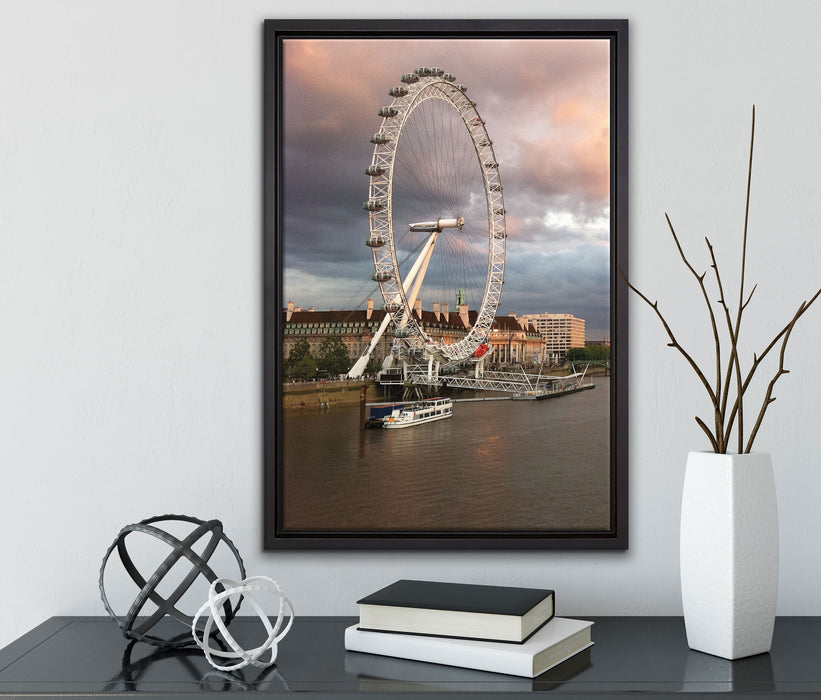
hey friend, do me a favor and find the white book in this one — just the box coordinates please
[344,616,593,679]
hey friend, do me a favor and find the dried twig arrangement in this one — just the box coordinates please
[622,107,821,453]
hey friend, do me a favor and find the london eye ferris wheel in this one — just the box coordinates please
[356,67,507,374]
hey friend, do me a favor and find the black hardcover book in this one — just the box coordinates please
[357,579,555,643]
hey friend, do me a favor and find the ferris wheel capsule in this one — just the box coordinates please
[366,235,387,248]
[363,199,385,211]
[401,73,419,84]
[370,132,391,144]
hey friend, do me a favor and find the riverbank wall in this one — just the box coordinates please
[283,380,382,410]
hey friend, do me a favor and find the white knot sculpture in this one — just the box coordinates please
[192,576,294,672]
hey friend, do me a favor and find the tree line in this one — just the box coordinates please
[285,337,609,380]
[565,345,610,363]
[285,338,380,380]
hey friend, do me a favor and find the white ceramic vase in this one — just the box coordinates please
[680,451,778,660]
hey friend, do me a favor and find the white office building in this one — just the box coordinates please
[515,312,586,364]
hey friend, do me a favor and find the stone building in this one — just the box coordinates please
[283,299,543,371]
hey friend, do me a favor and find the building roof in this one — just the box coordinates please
[284,306,538,334]
[285,309,387,326]
[492,315,525,331]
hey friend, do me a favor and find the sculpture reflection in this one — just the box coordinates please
[102,640,290,693]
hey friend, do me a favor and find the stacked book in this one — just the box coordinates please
[344,579,593,679]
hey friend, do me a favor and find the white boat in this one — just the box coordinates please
[382,397,453,429]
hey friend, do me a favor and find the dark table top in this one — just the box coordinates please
[1,616,819,697]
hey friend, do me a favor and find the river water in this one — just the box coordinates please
[281,379,610,533]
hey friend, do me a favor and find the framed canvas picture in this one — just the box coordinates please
[264,19,628,549]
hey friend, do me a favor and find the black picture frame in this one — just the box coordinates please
[264,19,628,549]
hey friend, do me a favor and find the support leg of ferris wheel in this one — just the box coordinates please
[346,226,443,379]
[403,232,439,324]
[345,303,398,379]
[427,354,441,383]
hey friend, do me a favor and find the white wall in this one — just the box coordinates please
[4,0,821,649]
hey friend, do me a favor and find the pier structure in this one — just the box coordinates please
[380,362,592,397]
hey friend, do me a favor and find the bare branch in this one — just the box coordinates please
[745,314,797,453]
[741,284,758,312]
[727,287,821,432]
[706,238,729,309]
[619,266,719,408]
[739,105,755,311]
[708,240,726,304]
[730,106,757,451]
[695,415,720,452]
[707,237,740,450]
[666,214,724,447]
[724,289,821,448]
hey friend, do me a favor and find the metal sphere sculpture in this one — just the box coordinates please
[99,514,246,647]
[192,576,294,671]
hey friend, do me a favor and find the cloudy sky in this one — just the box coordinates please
[281,38,611,338]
